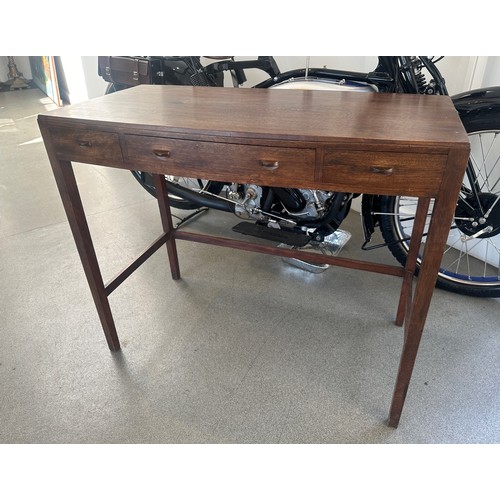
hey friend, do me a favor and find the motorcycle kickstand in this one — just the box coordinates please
[173,207,210,229]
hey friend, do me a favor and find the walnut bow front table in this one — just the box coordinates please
[38,85,469,427]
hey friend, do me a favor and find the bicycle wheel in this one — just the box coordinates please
[379,109,500,297]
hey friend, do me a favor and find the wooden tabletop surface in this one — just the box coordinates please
[39,85,470,148]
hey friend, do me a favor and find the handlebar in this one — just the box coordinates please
[204,56,280,85]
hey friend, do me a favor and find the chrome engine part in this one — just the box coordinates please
[283,189,332,219]
[233,184,265,220]
[232,184,335,223]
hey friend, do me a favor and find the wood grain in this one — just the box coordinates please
[39,85,470,147]
[38,85,471,428]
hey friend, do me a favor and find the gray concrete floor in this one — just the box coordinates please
[1,88,499,444]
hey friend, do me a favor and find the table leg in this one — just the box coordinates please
[388,195,456,427]
[153,174,181,280]
[395,197,431,326]
[50,160,120,351]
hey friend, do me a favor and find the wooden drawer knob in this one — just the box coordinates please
[153,149,171,159]
[370,166,394,175]
[260,160,279,170]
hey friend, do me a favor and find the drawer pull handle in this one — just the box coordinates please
[153,149,171,159]
[370,166,394,175]
[260,160,279,170]
[78,140,91,148]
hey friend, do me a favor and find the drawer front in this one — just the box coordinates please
[49,127,124,166]
[122,135,316,186]
[321,149,448,196]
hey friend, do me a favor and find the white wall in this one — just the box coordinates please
[58,56,108,103]
[435,57,479,95]
[81,56,108,97]
[481,57,500,88]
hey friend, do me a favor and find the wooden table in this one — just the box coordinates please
[38,85,470,427]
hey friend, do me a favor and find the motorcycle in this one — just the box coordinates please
[100,56,500,297]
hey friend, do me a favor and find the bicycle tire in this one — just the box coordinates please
[379,109,500,297]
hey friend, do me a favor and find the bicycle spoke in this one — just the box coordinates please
[381,129,500,295]
[471,131,500,193]
[391,191,500,285]
[484,242,489,278]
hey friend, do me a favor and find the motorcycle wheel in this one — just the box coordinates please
[105,83,224,210]
[379,109,500,297]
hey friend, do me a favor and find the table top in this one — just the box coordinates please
[38,85,470,149]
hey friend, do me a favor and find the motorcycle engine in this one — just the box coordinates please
[294,189,332,218]
[231,184,332,222]
[231,184,264,220]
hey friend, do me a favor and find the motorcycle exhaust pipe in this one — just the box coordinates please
[166,181,235,213]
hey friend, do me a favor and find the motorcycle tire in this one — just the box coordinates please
[105,83,224,210]
[379,108,500,297]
